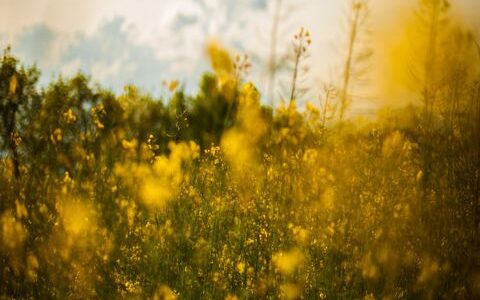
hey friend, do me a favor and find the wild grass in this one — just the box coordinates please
[0,0,479,299]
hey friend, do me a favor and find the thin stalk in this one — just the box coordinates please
[339,4,361,122]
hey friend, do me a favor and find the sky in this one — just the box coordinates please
[1,0,479,111]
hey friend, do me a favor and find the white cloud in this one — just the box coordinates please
[1,0,479,107]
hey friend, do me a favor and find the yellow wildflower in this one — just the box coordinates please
[1,210,27,251]
[9,74,17,96]
[273,248,305,275]
[122,139,138,150]
[63,108,77,123]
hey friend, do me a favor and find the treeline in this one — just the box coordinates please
[0,0,480,298]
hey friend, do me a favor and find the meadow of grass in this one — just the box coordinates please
[1,0,480,299]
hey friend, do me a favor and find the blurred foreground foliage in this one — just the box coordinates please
[1,7,480,299]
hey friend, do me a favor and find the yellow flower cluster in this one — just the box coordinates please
[116,141,199,211]
[63,108,77,124]
[207,40,237,100]
[221,82,266,174]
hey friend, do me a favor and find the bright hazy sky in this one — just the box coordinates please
[1,0,479,110]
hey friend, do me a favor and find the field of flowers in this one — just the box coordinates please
[1,1,480,299]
